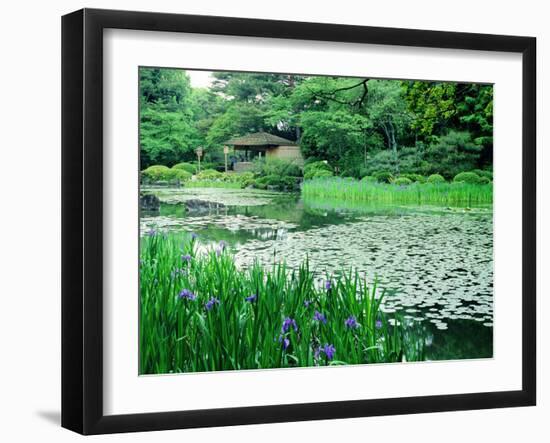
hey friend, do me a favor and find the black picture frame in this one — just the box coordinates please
[61,8,536,435]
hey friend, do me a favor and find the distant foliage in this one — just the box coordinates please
[139,67,493,178]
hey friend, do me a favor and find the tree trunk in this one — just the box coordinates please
[388,120,399,174]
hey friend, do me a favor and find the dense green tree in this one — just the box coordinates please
[402,81,493,167]
[139,68,199,168]
[423,130,483,178]
[300,110,371,172]
[139,68,493,176]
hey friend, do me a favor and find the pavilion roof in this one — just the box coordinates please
[225,132,296,147]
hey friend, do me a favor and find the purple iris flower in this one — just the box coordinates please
[278,336,290,350]
[190,232,198,240]
[345,316,359,329]
[314,347,321,360]
[322,344,336,360]
[205,297,220,311]
[145,228,157,237]
[325,280,332,291]
[304,300,312,308]
[245,294,257,303]
[313,311,327,324]
[281,317,298,333]
[181,254,192,263]
[178,289,196,301]
[375,319,383,329]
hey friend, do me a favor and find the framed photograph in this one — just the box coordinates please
[61,8,536,435]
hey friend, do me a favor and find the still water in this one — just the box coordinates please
[141,187,493,361]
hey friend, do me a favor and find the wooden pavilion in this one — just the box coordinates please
[224,132,303,171]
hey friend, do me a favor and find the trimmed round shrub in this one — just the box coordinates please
[141,165,171,181]
[453,171,482,184]
[471,169,493,180]
[373,171,394,183]
[141,165,191,184]
[478,176,492,185]
[427,174,446,184]
[197,169,223,180]
[172,162,197,174]
[361,175,377,183]
[392,177,413,186]
[170,169,192,182]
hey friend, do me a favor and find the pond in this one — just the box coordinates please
[141,187,493,362]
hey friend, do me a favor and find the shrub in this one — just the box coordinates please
[197,169,223,180]
[373,171,394,183]
[253,174,299,191]
[241,178,257,189]
[478,176,492,185]
[170,169,192,182]
[304,156,323,166]
[427,174,446,184]
[471,169,493,180]
[304,161,332,180]
[141,165,192,183]
[231,172,255,183]
[198,161,219,171]
[392,177,413,186]
[141,165,172,181]
[311,170,333,179]
[361,175,377,183]
[425,131,482,179]
[453,171,482,184]
[255,158,302,178]
[401,173,426,183]
[282,176,299,190]
[256,174,283,187]
[172,162,197,174]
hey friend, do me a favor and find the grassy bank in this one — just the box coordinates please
[140,232,425,374]
[302,177,493,205]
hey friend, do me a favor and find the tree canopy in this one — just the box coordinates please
[139,67,493,178]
